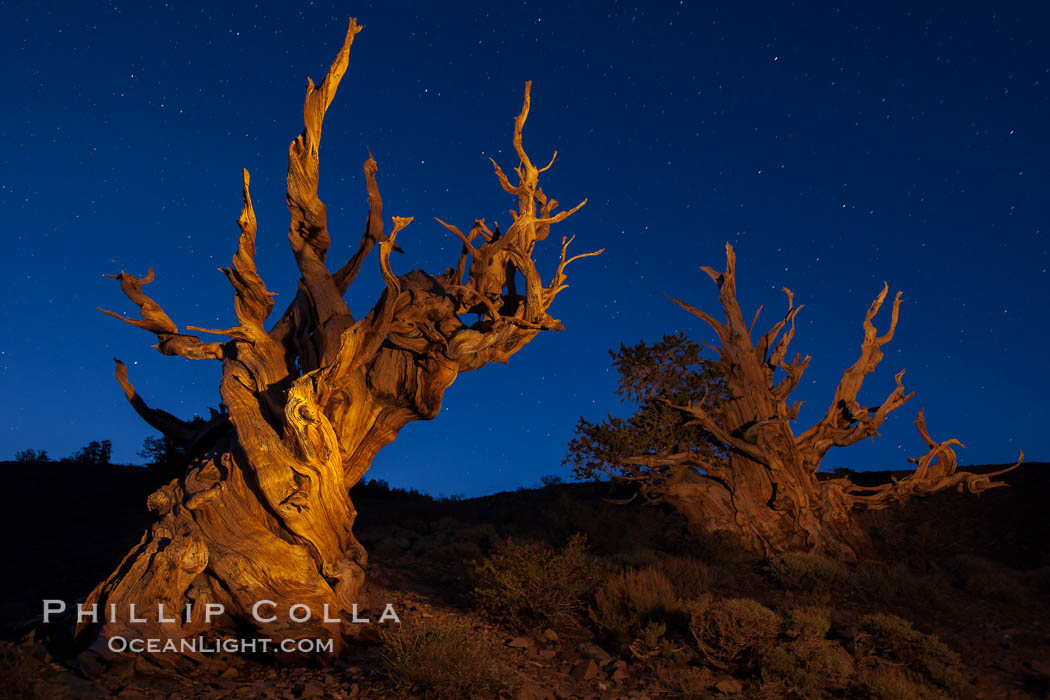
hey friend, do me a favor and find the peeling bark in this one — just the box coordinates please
[81,19,599,673]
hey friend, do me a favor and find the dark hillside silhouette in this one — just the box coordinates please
[2,459,1047,696]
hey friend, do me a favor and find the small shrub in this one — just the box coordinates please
[855,614,966,696]
[782,605,832,640]
[689,596,780,669]
[374,532,415,559]
[682,527,750,565]
[609,547,662,568]
[768,551,849,590]
[951,554,1027,601]
[536,489,684,559]
[654,665,717,699]
[851,559,922,602]
[762,639,854,698]
[652,556,711,599]
[865,513,961,566]
[853,665,948,700]
[592,567,680,641]
[435,540,483,563]
[380,619,513,699]
[0,644,42,700]
[629,621,695,667]
[472,533,602,630]
[795,588,837,611]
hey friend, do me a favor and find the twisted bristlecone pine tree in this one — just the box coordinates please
[80,19,599,672]
[622,244,1022,560]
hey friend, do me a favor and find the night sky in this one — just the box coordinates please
[3,2,1046,497]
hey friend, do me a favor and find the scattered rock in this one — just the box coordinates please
[247,680,269,694]
[542,628,559,642]
[1030,658,1050,677]
[76,651,104,679]
[508,636,534,649]
[538,649,558,658]
[579,643,613,666]
[298,682,326,699]
[570,658,598,681]
[714,678,743,695]
[610,661,630,682]
[517,683,556,700]
[219,666,239,679]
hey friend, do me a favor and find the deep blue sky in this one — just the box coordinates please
[2,1,1046,497]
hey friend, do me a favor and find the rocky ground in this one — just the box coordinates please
[1,461,1048,698]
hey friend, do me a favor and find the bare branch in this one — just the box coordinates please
[284,19,359,337]
[534,198,588,226]
[436,82,598,333]
[357,217,412,364]
[98,269,223,360]
[841,410,1025,510]
[99,268,175,334]
[542,235,604,304]
[668,296,725,340]
[112,359,199,442]
[759,289,802,365]
[434,218,479,256]
[771,353,812,404]
[668,399,773,466]
[796,285,912,466]
[208,168,279,344]
[538,150,558,173]
[622,450,732,484]
[333,154,404,296]
[490,157,521,195]
[511,80,536,175]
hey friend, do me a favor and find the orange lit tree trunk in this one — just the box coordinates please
[77,19,599,674]
[626,245,1021,560]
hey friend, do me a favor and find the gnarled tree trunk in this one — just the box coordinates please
[628,244,1022,560]
[77,19,600,674]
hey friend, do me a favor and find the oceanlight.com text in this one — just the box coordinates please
[106,636,335,655]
